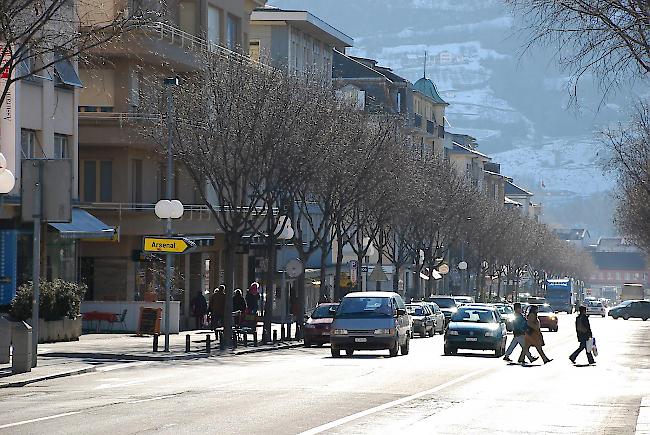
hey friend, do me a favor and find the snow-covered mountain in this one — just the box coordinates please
[271,0,632,237]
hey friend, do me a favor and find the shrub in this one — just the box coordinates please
[10,280,87,321]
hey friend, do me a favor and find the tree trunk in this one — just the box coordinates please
[222,237,236,349]
[393,265,400,294]
[263,237,276,343]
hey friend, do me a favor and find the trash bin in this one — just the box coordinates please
[11,321,32,374]
[0,317,10,364]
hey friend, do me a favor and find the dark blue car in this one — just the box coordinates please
[444,306,508,357]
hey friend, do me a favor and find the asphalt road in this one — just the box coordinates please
[1,314,649,434]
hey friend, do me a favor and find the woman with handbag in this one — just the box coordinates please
[518,305,553,365]
[570,305,595,365]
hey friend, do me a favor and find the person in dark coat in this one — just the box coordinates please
[246,282,261,315]
[190,291,208,329]
[570,305,595,364]
[209,285,226,330]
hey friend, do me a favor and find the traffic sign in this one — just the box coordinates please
[143,236,195,254]
[369,265,388,282]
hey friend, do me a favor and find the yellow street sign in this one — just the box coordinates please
[143,236,195,254]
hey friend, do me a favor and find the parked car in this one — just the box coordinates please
[494,303,515,332]
[608,300,650,320]
[425,302,446,334]
[527,304,558,332]
[406,303,434,337]
[453,296,475,306]
[444,306,508,357]
[585,300,606,317]
[330,292,411,358]
[426,296,458,326]
[304,303,339,347]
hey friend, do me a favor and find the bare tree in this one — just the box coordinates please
[0,0,145,107]
[604,101,650,253]
[506,0,649,99]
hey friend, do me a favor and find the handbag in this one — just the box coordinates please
[586,337,598,357]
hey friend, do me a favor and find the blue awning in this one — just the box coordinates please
[49,209,115,239]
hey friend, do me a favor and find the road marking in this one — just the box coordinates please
[96,361,151,372]
[0,411,82,429]
[298,367,491,435]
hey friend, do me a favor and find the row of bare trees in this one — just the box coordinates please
[140,53,592,344]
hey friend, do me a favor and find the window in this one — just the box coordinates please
[131,159,142,203]
[54,134,70,159]
[21,129,38,158]
[53,53,82,88]
[82,160,112,202]
[207,6,221,46]
[249,40,260,62]
[179,1,196,34]
[227,14,240,50]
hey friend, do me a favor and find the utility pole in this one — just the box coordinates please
[31,161,43,367]
[163,77,178,352]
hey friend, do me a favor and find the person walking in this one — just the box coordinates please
[209,285,226,330]
[518,305,552,365]
[233,288,246,326]
[503,303,537,363]
[190,290,208,330]
[569,305,595,365]
[246,282,261,315]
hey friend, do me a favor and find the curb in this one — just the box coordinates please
[0,341,305,388]
[0,366,97,389]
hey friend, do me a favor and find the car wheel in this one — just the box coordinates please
[401,336,410,355]
[389,339,399,357]
[601,314,605,318]
[345,349,354,356]
[304,340,312,348]
[643,318,649,321]
[612,315,619,320]
[331,347,340,358]
[317,343,324,347]
[444,344,456,356]
[623,315,630,320]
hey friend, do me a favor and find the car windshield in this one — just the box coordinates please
[617,300,633,307]
[406,306,424,316]
[430,298,456,308]
[311,304,338,319]
[497,306,513,315]
[589,301,603,307]
[337,297,393,318]
[537,305,554,313]
[451,308,496,323]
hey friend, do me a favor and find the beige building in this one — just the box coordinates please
[0,51,86,303]
[77,0,265,326]
[412,77,448,158]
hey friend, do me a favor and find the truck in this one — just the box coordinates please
[621,283,644,301]
[545,279,575,313]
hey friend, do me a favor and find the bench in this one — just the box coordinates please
[233,312,262,346]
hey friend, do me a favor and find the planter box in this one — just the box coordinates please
[38,317,82,343]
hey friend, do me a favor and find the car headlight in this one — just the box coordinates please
[374,328,395,335]
[550,316,557,321]
[450,307,458,313]
[447,330,459,336]
[332,329,348,335]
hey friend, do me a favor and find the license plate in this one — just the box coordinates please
[466,337,478,342]
[355,338,367,343]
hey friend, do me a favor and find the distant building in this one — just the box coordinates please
[553,228,591,248]
[505,181,534,217]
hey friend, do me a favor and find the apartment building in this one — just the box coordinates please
[0,50,91,305]
[412,77,448,158]
[76,0,265,326]
[249,7,353,79]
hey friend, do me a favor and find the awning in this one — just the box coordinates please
[49,208,115,239]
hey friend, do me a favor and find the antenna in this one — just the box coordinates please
[423,51,427,78]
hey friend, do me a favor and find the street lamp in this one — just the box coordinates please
[0,152,15,193]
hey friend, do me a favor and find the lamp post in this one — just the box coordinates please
[159,75,179,353]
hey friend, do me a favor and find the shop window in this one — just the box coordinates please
[82,160,112,202]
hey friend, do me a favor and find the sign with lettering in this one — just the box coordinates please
[143,236,195,254]
[137,307,162,335]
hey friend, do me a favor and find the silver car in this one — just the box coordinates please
[330,292,412,358]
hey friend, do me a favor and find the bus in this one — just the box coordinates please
[545,279,575,313]
[621,283,644,301]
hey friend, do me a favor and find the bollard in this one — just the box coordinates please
[11,321,32,374]
[243,332,248,347]
[153,334,159,352]
[273,330,278,343]
[0,317,11,364]
[253,330,258,347]
[206,334,211,353]
[232,331,238,349]
[287,323,292,341]
[219,330,225,350]
[185,334,191,352]
[280,324,285,341]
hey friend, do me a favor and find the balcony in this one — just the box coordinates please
[414,114,422,129]
[426,120,435,135]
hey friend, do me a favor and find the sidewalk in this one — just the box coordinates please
[1,323,302,388]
